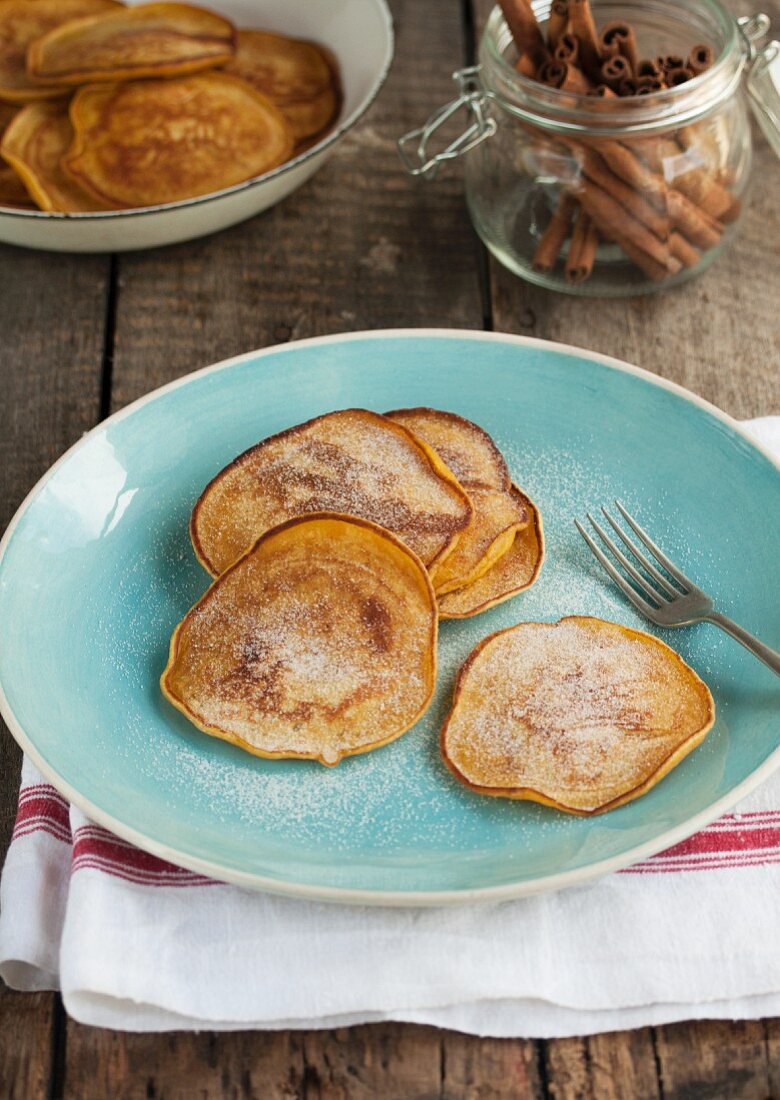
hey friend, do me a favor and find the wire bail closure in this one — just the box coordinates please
[397,67,496,179]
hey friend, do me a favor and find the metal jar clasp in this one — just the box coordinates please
[397,67,497,179]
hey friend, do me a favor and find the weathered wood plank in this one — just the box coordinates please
[764,1017,780,1098]
[542,1030,662,1099]
[654,1019,772,1099]
[0,247,109,1100]
[301,1025,441,1100]
[107,0,482,410]
[62,1025,304,1099]
[441,1032,545,1098]
[0,988,56,1100]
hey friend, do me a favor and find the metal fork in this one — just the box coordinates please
[575,501,780,676]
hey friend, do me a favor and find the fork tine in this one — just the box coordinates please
[574,520,661,616]
[600,506,680,598]
[614,500,693,591]
[585,513,667,605]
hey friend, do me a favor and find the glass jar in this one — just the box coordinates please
[398,0,778,297]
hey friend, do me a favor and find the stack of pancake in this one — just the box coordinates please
[0,1,340,211]
[162,406,715,815]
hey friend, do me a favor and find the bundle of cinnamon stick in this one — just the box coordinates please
[500,0,739,285]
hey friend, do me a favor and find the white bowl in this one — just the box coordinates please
[0,0,394,252]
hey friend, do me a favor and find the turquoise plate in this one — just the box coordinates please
[1,331,778,904]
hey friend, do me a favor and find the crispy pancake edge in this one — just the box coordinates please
[189,408,474,577]
[385,406,511,491]
[437,485,544,619]
[27,3,237,86]
[440,615,717,815]
[163,511,439,766]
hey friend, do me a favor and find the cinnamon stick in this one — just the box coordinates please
[668,231,701,268]
[576,146,670,238]
[572,178,681,278]
[588,83,617,98]
[666,190,722,249]
[498,0,550,69]
[593,140,668,211]
[516,52,538,78]
[600,54,632,91]
[618,77,638,96]
[599,21,638,75]
[532,192,576,272]
[539,59,591,93]
[659,55,686,73]
[665,67,693,87]
[636,76,666,93]
[637,59,664,79]
[554,32,579,65]
[688,44,714,75]
[547,0,569,49]
[565,207,599,282]
[566,0,603,79]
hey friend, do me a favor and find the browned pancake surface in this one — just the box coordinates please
[63,73,293,208]
[387,408,510,491]
[0,0,120,104]
[442,616,716,814]
[438,486,543,617]
[162,514,437,766]
[225,30,331,103]
[27,2,235,85]
[430,486,527,596]
[191,409,473,577]
[1,101,105,211]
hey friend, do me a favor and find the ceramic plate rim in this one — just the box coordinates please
[1,328,778,906]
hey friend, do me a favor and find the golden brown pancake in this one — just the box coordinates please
[191,409,473,577]
[281,84,338,142]
[0,0,120,104]
[430,486,528,596]
[224,30,331,104]
[27,2,235,86]
[62,73,294,209]
[0,101,34,207]
[386,408,510,491]
[441,616,716,815]
[162,513,438,766]
[438,486,543,617]
[1,101,106,211]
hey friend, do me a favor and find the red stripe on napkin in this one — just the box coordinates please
[12,785,71,845]
[72,825,216,888]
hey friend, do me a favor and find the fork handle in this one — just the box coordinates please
[705,612,780,677]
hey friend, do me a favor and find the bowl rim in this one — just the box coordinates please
[0,0,394,222]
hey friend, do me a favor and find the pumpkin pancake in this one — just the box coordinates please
[62,73,294,209]
[438,486,543,618]
[386,408,510,491]
[162,514,438,766]
[224,30,331,105]
[441,616,716,815]
[430,486,528,596]
[1,101,107,211]
[0,0,120,104]
[191,409,473,577]
[27,2,235,86]
[281,84,338,142]
[0,101,34,207]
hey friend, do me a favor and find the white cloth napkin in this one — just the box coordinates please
[1,417,778,1037]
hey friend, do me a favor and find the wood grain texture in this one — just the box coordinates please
[654,1019,773,1099]
[542,1030,661,1099]
[0,248,108,1100]
[0,987,56,1100]
[107,0,483,412]
[441,1032,544,1098]
[301,1025,441,1099]
[61,1026,304,1099]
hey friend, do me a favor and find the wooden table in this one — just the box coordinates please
[1,0,778,1095]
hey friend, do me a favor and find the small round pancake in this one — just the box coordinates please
[438,486,543,618]
[441,616,716,815]
[27,2,235,86]
[386,408,510,491]
[1,101,107,211]
[430,486,528,596]
[161,514,438,766]
[0,0,120,104]
[281,84,338,142]
[191,409,473,577]
[62,73,294,209]
[224,30,332,105]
